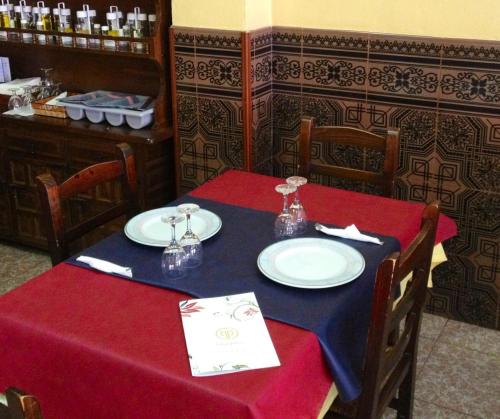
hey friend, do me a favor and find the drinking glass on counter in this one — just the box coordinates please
[7,88,23,113]
[274,183,297,239]
[161,214,186,279]
[286,176,308,234]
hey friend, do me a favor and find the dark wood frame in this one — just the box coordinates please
[36,143,138,265]
[0,387,43,419]
[329,202,440,419]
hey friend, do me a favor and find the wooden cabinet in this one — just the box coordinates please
[0,0,175,250]
[0,114,175,250]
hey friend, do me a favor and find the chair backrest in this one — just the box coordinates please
[299,116,400,197]
[0,388,43,419]
[356,201,440,419]
[36,142,138,266]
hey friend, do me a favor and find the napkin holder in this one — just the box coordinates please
[32,96,68,119]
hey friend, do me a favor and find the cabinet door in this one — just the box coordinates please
[0,183,12,238]
[6,152,67,247]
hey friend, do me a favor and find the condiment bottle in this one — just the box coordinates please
[101,24,115,50]
[18,0,33,43]
[75,10,88,47]
[35,1,51,44]
[0,3,9,40]
[131,7,147,53]
[57,3,73,47]
[105,11,119,36]
[148,14,156,36]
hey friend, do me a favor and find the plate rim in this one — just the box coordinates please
[124,206,222,247]
[257,237,365,289]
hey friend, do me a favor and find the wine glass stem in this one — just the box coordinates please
[186,213,192,235]
[170,223,177,246]
[282,193,289,214]
[294,188,300,206]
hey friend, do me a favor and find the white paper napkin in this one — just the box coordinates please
[315,223,383,245]
[76,256,133,277]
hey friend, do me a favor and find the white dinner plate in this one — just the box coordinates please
[257,238,365,289]
[124,207,222,247]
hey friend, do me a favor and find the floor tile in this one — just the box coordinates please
[440,319,500,356]
[382,398,480,418]
[0,243,51,295]
[416,339,500,418]
[416,336,435,375]
[420,312,448,340]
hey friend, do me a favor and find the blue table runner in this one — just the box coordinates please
[67,196,400,401]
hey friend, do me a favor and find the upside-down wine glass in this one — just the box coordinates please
[7,88,23,113]
[20,85,33,113]
[177,203,203,268]
[286,176,308,234]
[274,183,297,239]
[161,214,186,279]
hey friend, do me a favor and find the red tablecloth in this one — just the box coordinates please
[0,170,457,419]
[190,170,457,250]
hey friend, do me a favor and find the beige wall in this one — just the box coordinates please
[171,0,271,31]
[173,0,500,41]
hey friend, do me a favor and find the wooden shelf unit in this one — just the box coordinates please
[0,0,175,250]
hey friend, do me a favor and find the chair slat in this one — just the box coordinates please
[36,142,139,266]
[299,116,400,197]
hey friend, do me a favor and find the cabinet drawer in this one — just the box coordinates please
[7,156,67,188]
[4,133,65,160]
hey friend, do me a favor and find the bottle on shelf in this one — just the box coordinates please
[34,1,52,44]
[56,2,73,47]
[131,7,147,53]
[148,13,156,36]
[0,1,10,40]
[19,0,33,44]
[100,24,115,50]
[89,21,100,48]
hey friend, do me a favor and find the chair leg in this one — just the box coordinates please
[395,368,415,419]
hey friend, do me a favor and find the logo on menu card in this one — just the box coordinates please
[215,327,239,340]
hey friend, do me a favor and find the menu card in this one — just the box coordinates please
[180,292,280,376]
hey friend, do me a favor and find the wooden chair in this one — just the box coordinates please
[299,116,400,197]
[327,201,440,419]
[0,388,43,419]
[36,142,138,266]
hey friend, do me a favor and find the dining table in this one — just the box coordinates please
[0,170,457,419]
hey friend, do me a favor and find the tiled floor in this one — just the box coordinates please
[1,242,499,418]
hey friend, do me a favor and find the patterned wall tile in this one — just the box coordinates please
[252,92,273,171]
[272,92,302,178]
[178,133,225,194]
[439,40,500,116]
[172,30,197,91]
[197,96,243,168]
[436,113,500,193]
[251,29,273,92]
[301,29,368,101]
[442,189,499,257]
[272,28,302,93]
[251,29,273,172]
[368,35,441,109]
[193,30,242,95]
[429,253,498,329]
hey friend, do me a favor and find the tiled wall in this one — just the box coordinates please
[171,28,245,192]
[171,26,500,330]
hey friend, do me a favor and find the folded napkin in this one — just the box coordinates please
[76,256,133,278]
[315,223,383,245]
